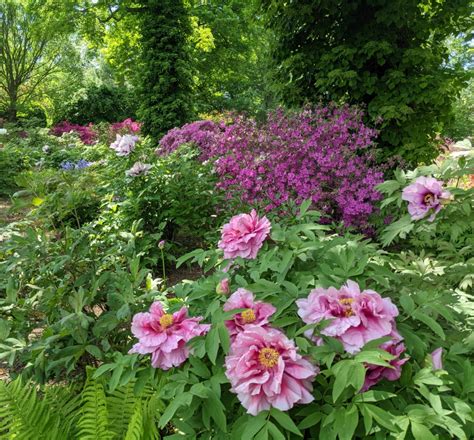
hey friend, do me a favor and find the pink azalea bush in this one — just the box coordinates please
[402,176,451,221]
[129,302,210,370]
[225,325,318,415]
[157,120,225,157]
[223,288,276,340]
[50,121,97,145]
[296,280,399,354]
[110,118,141,136]
[218,209,271,259]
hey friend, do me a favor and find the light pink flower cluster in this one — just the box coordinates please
[402,176,451,221]
[126,162,152,177]
[296,280,399,354]
[225,326,318,415]
[110,134,139,156]
[129,302,210,370]
[297,280,408,391]
[218,210,271,260]
[223,288,276,340]
[222,287,318,414]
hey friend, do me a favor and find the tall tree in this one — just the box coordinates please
[190,0,273,116]
[0,0,73,121]
[137,0,193,139]
[260,0,472,163]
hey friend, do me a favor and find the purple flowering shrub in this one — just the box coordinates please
[50,121,97,145]
[158,120,226,157]
[160,107,384,229]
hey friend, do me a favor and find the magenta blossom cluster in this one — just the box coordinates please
[129,302,210,370]
[402,176,451,221]
[157,120,225,157]
[297,280,408,391]
[110,118,141,136]
[50,121,97,145]
[159,107,383,229]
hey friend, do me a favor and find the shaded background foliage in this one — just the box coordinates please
[259,0,473,163]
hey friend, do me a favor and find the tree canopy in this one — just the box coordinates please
[260,0,473,162]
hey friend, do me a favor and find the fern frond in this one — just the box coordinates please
[142,390,163,440]
[43,384,82,438]
[77,376,114,440]
[0,378,61,440]
[107,381,138,439]
[124,401,145,440]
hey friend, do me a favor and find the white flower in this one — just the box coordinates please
[126,161,152,177]
[110,134,139,156]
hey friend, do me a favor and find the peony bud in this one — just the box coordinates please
[216,278,230,295]
[431,348,443,370]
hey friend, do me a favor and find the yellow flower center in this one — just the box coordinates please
[339,297,354,317]
[424,193,435,205]
[258,348,280,368]
[241,308,256,324]
[159,313,174,329]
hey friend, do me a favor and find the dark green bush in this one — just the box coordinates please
[58,84,138,125]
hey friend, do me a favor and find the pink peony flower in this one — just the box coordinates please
[361,339,409,392]
[110,134,139,156]
[223,288,276,340]
[296,280,399,354]
[402,176,451,221]
[216,278,230,295]
[431,347,443,370]
[218,210,271,260]
[129,302,210,370]
[225,326,318,415]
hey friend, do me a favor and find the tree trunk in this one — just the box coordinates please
[6,90,18,122]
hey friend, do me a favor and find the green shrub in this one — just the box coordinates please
[58,84,138,125]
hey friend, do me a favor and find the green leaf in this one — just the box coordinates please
[353,390,396,403]
[298,199,312,218]
[189,356,211,378]
[270,408,302,436]
[217,322,230,354]
[85,345,102,359]
[241,414,267,439]
[267,421,285,440]
[380,214,414,246]
[411,422,436,440]
[205,327,219,365]
[206,390,227,432]
[336,405,359,440]
[412,310,446,340]
[298,412,322,429]
[159,393,193,428]
[399,295,415,313]
[363,404,397,432]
